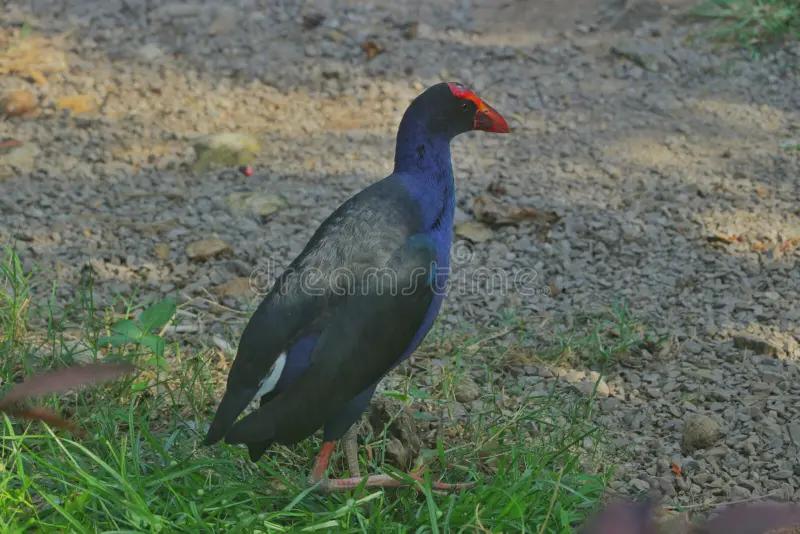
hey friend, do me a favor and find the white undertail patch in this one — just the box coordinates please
[253,352,287,402]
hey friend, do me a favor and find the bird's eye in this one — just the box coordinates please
[461,102,469,111]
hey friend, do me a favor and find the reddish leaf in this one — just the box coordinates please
[701,503,800,534]
[671,462,682,477]
[779,237,800,254]
[580,500,800,534]
[580,500,659,534]
[0,138,23,151]
[2,405,78,433]
[0,362,135,408]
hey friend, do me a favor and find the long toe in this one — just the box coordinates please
[312,473,475,493]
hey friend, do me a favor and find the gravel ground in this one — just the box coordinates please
[2,0,799,512]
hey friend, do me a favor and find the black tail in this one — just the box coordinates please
[203,387,256,445]
[247,440,272,461]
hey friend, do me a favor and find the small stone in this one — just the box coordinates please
[729,485,751,499]
[385,437,412,468]
[454,221,493,243]
[455,377,481,403]
[0,142,40,178]
[193,133,261,171]
[789,424,800,445]
[772,469,793,480]
[560,368,586,383]
[152,3,204,19]
[186,238,232,260]
[610,39,668,72]
[683,339,703,354]
[360,40,384,60]
[654,509,689,532]
[56,95,97,115]
[451,402,468,419]
[226,192,288,218]
[733,335,779,357]
[214,277,253,300]
[576,377,610,398]
[153,243,170,260]
[302,13,325,30]
[656,476,676,497]
[682,414,721,453]
[368,396,422,468]
[137,43,164,62]
[2,89,37,117]
[208,5,237,35]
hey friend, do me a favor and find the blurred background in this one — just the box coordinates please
[1,0,799,530]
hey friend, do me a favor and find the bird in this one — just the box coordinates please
[204,82,509,491]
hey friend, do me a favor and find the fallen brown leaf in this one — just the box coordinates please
[302,13,325,30]
[56,94,97,115]
[548,279,561,297]
[361,40,384,60]
[779,237,800,254]
[2,89,37,117]
[706,233,741,245]
[0,30,68,84]
[0,139,24,151]
[472,194,559,227]
[754,185,769,199]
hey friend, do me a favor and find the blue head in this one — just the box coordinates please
[394,82,509,173]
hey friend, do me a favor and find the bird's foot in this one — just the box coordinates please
[342,424,361,478]
[309,438,474,493]
[312,473,475,493]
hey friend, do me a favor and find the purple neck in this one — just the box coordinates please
[394,115,455,233]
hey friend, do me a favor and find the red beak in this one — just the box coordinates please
[446,82,511,133]
[474,102,510,133]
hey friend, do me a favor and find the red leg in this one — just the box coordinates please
[310,441,336,483]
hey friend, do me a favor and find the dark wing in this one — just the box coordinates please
[203,280,326,445]
[204,178,422,446]
[223,234,436,446]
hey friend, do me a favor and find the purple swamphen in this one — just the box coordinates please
[204,82,509,491]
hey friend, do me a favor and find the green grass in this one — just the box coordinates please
[520,302,662,371]
[781,139,800,151]
[1,247,609,532]
[694,0,800,49]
